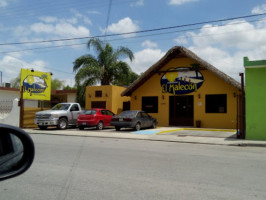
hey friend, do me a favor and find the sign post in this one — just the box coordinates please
[19,86,24,128]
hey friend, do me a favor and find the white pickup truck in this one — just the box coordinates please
[34,103,82,130]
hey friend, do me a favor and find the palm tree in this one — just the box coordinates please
[191,63,200,78]
[73,38,138,106]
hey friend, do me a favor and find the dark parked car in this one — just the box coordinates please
[77,108,115,130]
[111,110,157,131]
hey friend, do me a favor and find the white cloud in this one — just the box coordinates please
[188,20,266,50]
[188,46,244,81]
[188,21,265,50]
[82,17,92,25]
[174,18,266,81]
[70,9,92,25]
[125,48,165,74]
[174,36,188,45]
[30,22,90,38]
[55,23,90,37]
[30,23,54,34]
[31,60,47,71]
[13,25,31,37]
[105,17,139,37]
[131,0,144,6]
[39,16,58,23]
[13,13,91,42]
[141,40,158,48]
[0,0,17,8]
[87,10,101,15]
[252,4,266,14]
[169,0,199,5]
[0,0,8,7]
[0,56,47,83]
[0,56,75,87]
[63,78,75,87]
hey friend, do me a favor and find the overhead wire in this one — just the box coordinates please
[103,0,113,41]
[1,9,266,77]
[1,12,266,47]
[1,17,266,55]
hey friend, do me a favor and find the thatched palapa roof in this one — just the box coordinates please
[121,46,241,96]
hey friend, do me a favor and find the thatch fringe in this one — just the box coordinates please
[122,46,241,96]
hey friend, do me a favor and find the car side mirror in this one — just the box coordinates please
[0,124,35,181]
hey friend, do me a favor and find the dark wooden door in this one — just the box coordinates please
[123,101,130,111]
[169,96,194,126]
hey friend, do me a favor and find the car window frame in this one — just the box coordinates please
[106,110,115,116]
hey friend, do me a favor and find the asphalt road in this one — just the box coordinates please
[1,134,266,200]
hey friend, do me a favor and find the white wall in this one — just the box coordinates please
[0,99,20,127]
[0,90,19,100]
[0,89,39,107]
[67,93,77,102]
[24,99,38,107]
[0,89,76,107]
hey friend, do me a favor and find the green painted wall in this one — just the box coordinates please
[245,67,266,140]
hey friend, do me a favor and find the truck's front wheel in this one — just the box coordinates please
[57,118,68,130]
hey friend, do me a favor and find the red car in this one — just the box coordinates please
[77,108,115,130]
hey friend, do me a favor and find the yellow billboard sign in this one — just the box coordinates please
[20,69,51,100]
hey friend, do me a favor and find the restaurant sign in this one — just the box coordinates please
[20,68,51,100]
[160,67,204,95]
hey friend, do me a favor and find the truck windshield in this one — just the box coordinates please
[51,104,70,111]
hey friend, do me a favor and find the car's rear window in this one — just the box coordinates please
[83,110,97,115]
[118,110,138,117]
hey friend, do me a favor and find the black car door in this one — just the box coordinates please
[141,112,152,128]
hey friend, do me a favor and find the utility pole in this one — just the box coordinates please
[238,73,245,139]
[0,71,2,86]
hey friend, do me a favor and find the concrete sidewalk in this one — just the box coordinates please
[24,127,266,147]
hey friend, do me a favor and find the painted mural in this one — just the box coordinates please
[160,67,204,95]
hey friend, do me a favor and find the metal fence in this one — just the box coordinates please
[0,100,13,114]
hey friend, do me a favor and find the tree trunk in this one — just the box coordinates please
[101,71,111,85]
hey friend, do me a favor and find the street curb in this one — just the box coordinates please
[27,131,266,148]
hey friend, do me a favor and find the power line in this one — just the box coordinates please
[104,0,113,41]
[1,12,266,47]
[1,17,266,55]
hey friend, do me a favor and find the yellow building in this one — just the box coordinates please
[121,46,241,129]
[85,85,130,114]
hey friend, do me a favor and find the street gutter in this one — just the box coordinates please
[24,128,266,148]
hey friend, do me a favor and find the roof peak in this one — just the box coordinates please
[121,46,241,96]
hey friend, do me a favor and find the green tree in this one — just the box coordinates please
[73,38,138,106]
[51,78,64,90]
[63,85,77,90]
[10,74,21,89]
[191,63,200,78]
[112,70,139,86]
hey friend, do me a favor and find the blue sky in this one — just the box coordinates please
[1,0,266,87]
